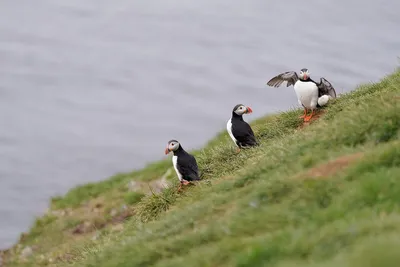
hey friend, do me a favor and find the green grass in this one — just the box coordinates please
[124,192,145,205]
[3,69,400,267]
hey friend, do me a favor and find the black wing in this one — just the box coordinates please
[267,71,299,88]
[233,121,258,148]
[317,77,336,98]
[177,153,200,181]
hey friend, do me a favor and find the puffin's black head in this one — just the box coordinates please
[232,104,253,117]
[165,139,181,155]
[299,68,310,80]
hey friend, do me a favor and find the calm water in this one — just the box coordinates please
[0,0,399,249]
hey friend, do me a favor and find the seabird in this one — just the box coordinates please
[267,68,336,122]
[165,139,200,190]
[226,104,258,152]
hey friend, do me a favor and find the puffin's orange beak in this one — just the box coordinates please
[165,147,170,155]
[246,106,253,114]
[303,74,308,80]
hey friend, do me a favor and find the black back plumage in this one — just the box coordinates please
[231,105,258,148]
[171,142,200,181]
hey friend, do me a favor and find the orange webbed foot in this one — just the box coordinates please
[299,108,308,118]
[303,110,315,122]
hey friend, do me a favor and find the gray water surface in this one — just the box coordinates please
[1,0,399,249]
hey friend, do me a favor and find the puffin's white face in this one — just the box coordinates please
[299,69,310,80]
[165,140,180,154]
[233,104,253,116]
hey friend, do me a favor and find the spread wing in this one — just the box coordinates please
[317,77,336,98]
[177,154,200,181]
[267,71,298,88]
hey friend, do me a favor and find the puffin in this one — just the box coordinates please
[164,139,200,190]
[267,68,336,122]
[226,104,258,152]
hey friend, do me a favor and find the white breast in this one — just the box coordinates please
[172,155,183,181]
[226,118,238,146]
[294,81,319,109]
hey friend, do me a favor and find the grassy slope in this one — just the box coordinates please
[3,70,400,267]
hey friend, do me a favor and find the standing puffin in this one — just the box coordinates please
[267,68,336,122]
[226,104,258,152]
[165,139,200,190]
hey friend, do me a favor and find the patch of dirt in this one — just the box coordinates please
[296,152,364,179]
[71,208,134,235]
[59,170,173,237]
[68,170,174,236]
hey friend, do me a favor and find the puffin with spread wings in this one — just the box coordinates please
[267,68,336,122]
